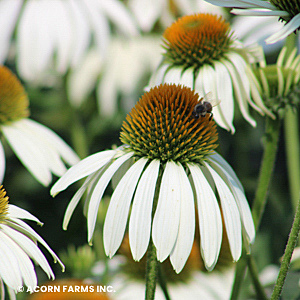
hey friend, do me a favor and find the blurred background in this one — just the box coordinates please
[0,0,299,299]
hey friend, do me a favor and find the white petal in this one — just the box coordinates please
[221,58,257,127]
[163,67,182,85]
[214,61,235,132]
[129,159,160,261]
[152,161,181,262]
[100,0,138,36]
[87,152,134,242]
[0,141,5,183]
[147,63,169,89]
[0,0,22,63]
[23,119,79,167]
[2,123,52,186]
[104,158,148,258]
[188,164,222,270]
[50,149,116,196]
[266,13,300,44]
[205,163,242,261]
[232,8,289,16]
[8,205,42,225]
[203,0,274,8]
[2,225,54,282]
[180,68,194,89]
[0,231,22,290]
[170,163,195,273]
[6,218,64,271]
[208,159,255,245]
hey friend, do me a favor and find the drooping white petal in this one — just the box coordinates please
[62,172,98,230]
[214,61,235,132]
[147,63,169,90]
[221,57,257,127]
[163,67,182,85]
[180,68,194,90]
[0,0,22,63]
[266,13,300,44]
[87,152,134,242]
[8,205,42,225]
[188,164,222,270]
[2,123,52,186]
[104,158,148,258]
[170,163,195,273]
[22,119,79,167]
[0,231,22,290]
[1,227,37,288]
[129,159,160,261]
[232,8,289,16]
[0,141,5,183]
[50,149,116,196]
[2,225,54,282]
[205,163,242,261]
[100,0,138,36]
[203,0,275,9]
[152,161,181,262]
[208,159,255,245]
[6,217,64,271]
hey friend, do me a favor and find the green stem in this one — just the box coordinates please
[284,107,300,213]
[252,117,281,230]
[247,255,268,300]
[145,166,167,300]
[271,193,300,300]
[231,117,281,299]
[146,239,159,300]
[158,264,171,300]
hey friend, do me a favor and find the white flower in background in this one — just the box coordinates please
[0,0,138,83]
[67,36,161,116]
[0,185,64,297]
[204,0,300,44]
[148,13,274,133]
[0,66,79,186]
[128,0,226,32]
[51,84,255,273]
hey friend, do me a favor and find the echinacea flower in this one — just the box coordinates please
[204,0,300,44]
[0,0,138,83]
[148,13,274,133]
[51,84,255,273]
[0,66,79,186]
[0,185,64,297]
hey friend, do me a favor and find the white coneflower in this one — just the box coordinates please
[148,13,274,133]
[51,84,255,273]
[204,0,300,44]
[0,0,138,83]
[0,66,79,186]
[0,185,64,298]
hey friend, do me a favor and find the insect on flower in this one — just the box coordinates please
[192,92,221,120]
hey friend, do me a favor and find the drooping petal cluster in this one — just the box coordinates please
[0,186,64,294]
[0,66,79,186]
[51,84,255,273]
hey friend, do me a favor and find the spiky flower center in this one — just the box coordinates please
[162,14,233,70]
[120,84,218,164]
[0,66,29,125]
[0,186,9,224]
[271,0,300,22]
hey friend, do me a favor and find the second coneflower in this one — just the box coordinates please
[148,13,274,132]
[51,84,255,273]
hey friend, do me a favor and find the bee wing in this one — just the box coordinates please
[202,92,221,107]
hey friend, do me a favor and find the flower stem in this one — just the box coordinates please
[252,117,281,229]
[271,192,300,300]
[145,166,167,300]
[284,107,300,213]
[146,238,159,300]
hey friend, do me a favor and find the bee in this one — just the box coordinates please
[192,92,220,120]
